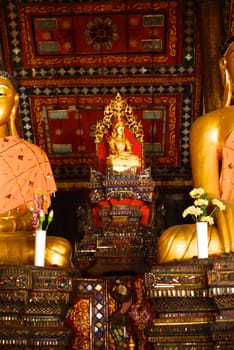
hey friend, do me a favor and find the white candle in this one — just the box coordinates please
[34,230,46,266]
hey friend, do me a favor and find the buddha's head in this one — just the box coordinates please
[221,37,234,78]
[113,120,125,137]
[218,37,234,106]
[0,71,19,136]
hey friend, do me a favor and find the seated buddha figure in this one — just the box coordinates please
[106,119,140,172]
[157,37,234,264]
[0,70,72,267]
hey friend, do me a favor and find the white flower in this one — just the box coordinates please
[182,206,203,218]
[194,198,209,207]
[200,216,214,225]
[189,188,205,198]
[211,198,226,211]
[182,187,226,225]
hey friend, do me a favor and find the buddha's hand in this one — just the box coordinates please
[0,206,33,232]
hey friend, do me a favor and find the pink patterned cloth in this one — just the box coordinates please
[0,136,57,214]
[220,130,234,200]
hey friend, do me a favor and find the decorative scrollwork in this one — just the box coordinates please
[95,93,144,143]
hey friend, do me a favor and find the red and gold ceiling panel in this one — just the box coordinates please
[19,1,183,67]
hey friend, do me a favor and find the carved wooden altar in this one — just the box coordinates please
[145,257,234,349]
[74,93,157,275]
[0,265,77,349]
[65,256,234,349]
[1,259,234,348]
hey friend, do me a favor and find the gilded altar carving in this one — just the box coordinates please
[94,93,144,144]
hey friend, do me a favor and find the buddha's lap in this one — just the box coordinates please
[156,224,223,264]
[0,231,72,267]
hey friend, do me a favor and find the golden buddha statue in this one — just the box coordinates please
[157,37,234,264]
[106,119,140,172]
[0,71,72,267]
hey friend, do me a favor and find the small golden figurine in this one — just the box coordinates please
[106,119,140,172]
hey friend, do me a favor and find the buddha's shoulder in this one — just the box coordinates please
[192,106,234,127]
[0,136,48,159]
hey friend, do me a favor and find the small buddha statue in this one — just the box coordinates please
[157,37,234,263]
[0,70,72,266]
[106,119,140,172]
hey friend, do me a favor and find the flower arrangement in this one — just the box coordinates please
[30,193,54,231]
[182,187,226,225]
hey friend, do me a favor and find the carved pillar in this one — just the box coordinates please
[197,0,226,112]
